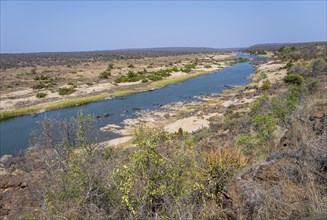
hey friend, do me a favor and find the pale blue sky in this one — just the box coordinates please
[1,1,326,53]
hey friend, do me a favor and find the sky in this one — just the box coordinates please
[1,1,326,53]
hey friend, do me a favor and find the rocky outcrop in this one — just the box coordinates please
[0,154,45,219]
[222,107,327,219]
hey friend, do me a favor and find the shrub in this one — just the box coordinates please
[148,75,163,81]
[252,113,276,142]
[58,87,76,95]
[305,78,319,94]
[36,92,47,98]
[141,78,148,83]
[99,70,111,79]
[284,74,305,85]
[32,83,46,90]
[204,147,248,196]
[277,47,301,61]
[171,66,179,72]
[181,63,196,73]
[118,126,201,218]
[34,75,49,81]
[108,63,114,70]
[128,64,134,68]
[285,61,293,70]
[271,97,290,127]
[261,80,271,91]
[271,86,301,127]
[236,134,260,155]
[115,76,129,83]
[204,65,212,68]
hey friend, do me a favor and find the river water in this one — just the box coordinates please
[0,54,265,156]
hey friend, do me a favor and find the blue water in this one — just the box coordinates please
[0,55,265,156]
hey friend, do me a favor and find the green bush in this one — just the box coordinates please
[115,76,129,83]
[204,65,212,69]
[271,86,301,127]
[118,126,200,218]
[277,47,301,60]
[181,63,196,73]
[285,61,293,70]
[236,134,260,155]
[252,113,276,142]
[284,74,305,85]
[58,87,76,95]
[36,92,47,98]
[233,58,250,63]
[148,75,163,81]
[99,70,111,79]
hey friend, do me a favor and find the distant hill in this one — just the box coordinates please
[0,47,221,69]
[247,41,326,51]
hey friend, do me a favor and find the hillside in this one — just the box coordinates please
[0,43,326,219]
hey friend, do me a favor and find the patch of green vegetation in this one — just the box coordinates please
[115,71,145,83]
[58,87,76,95]
[32,80,57,90]
[35,117,248,219]
[34,75,50,81]
[36,92,47,98]
[147,75,163,81]
[204,65,212,68]
[99,70,111,79]
[277,46,301,61]
[115,67,180,83]
[181,63,196,73]
[252,113,276,142]
[108,63,114,70]
[284,74,305,85]
[233,58,250,63]
[0,93,110,120]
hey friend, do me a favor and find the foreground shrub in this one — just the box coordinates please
[32,117,248,219]
[204,147,248,197]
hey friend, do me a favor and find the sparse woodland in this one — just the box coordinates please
[0,43,326,219]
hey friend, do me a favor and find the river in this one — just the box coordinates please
[0,54,265,156]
